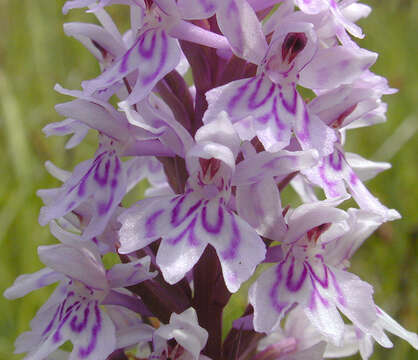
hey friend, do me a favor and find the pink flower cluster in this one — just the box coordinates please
[5,1,417,359]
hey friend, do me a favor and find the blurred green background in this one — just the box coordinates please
[0,0,416,359]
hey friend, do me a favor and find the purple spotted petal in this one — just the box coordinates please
[299,46,377,90]
[118,193,202,254]
[303,148,400,221]
[157,223,208,285]
[205,75,292,151]
[39,147,128,240]
[24,292,116,360]
[82,28,181,105]
[198,201,266,292]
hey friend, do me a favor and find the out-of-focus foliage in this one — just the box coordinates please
[0,1,416,359]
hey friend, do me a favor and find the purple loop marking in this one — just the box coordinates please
[286,256,308,292]
[141,30,169,86]
[78,301,102,358]
[220,215,241,260]
[201,204,224,234]
[146,209,165,237]
[70,304,90,333]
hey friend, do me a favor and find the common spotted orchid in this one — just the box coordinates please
[5,1,417,359]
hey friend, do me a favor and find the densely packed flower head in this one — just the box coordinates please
[5,1,417,359]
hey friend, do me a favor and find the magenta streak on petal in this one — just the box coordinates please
[66,152,106,197]
[141,30,168,86]
[280,87,297,114]
[166,215,199,246]
[272,94,286,131]
[70,303,90,333]
[66,201,76,211]
[269,261,291,313]
[97,192,114,216]
[306,261,329,288]
[146,209,165,237]
[119,39,137,74]
[199,0,216,13]
[42,304,61,336]
[138,29,157,59]
[349,172,358,185]
[248,76,276,110]
[53,307,73,343]
[110,157,121,189]
[286,256,307,292]
[228,77,257,111]
[201,204,224,234]
[220,215,240,260]
[126,268,139,283]
[58,291,74,321]
[328,151,343,171]
[94,158,111,187]
[171,194,202,227]
[37,271,58,287]
[297,106,310,142]
[319,162,340,197]
[329,268,346,306]
[78,301,102,358]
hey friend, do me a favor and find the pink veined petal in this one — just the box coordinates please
[82,28,181,105]
[299,46,377,90]
[13,284,68,354]
[3,268,63,300]
[38,245,108,291]
[325,267,388,345]
[217,0,268,64]
[28,298,116,360]
[303,265,346,345]
[118,192,202,254]
[157,225,207,284]
[304,148,400,221]
[249,259,311,333]
[208,207,266,293]
[205,75,292,151]
[39,148,128,240]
